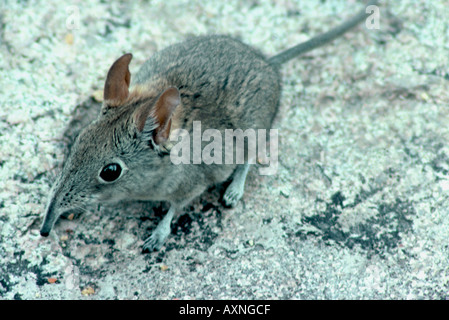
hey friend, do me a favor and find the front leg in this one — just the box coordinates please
[142,205,176,252]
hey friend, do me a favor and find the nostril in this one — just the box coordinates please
[40,231,49,237]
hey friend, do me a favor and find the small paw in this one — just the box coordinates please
[222,185,244,208]
[142,230,168,253]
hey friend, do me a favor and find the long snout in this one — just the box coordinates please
[40,198,59,237]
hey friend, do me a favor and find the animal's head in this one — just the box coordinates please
[40,53,180,237]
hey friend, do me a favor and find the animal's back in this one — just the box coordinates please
[133,35,281,133]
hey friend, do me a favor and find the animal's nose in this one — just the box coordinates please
[40,230,50,237]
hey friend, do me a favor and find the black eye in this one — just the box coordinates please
[100,163,122,182]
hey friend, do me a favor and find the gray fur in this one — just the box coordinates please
[41,3,373,251]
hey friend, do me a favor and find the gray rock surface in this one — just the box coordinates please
[1,0,449,299]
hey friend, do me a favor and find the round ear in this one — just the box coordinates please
[103,53,133,105]
[133,87,181,145]
[152,87,181,144]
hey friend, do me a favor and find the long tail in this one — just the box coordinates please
[268,0,379,65]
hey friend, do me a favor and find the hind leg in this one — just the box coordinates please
[222,163,250,207]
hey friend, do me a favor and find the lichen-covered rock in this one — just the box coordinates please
[1,0,449,300]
